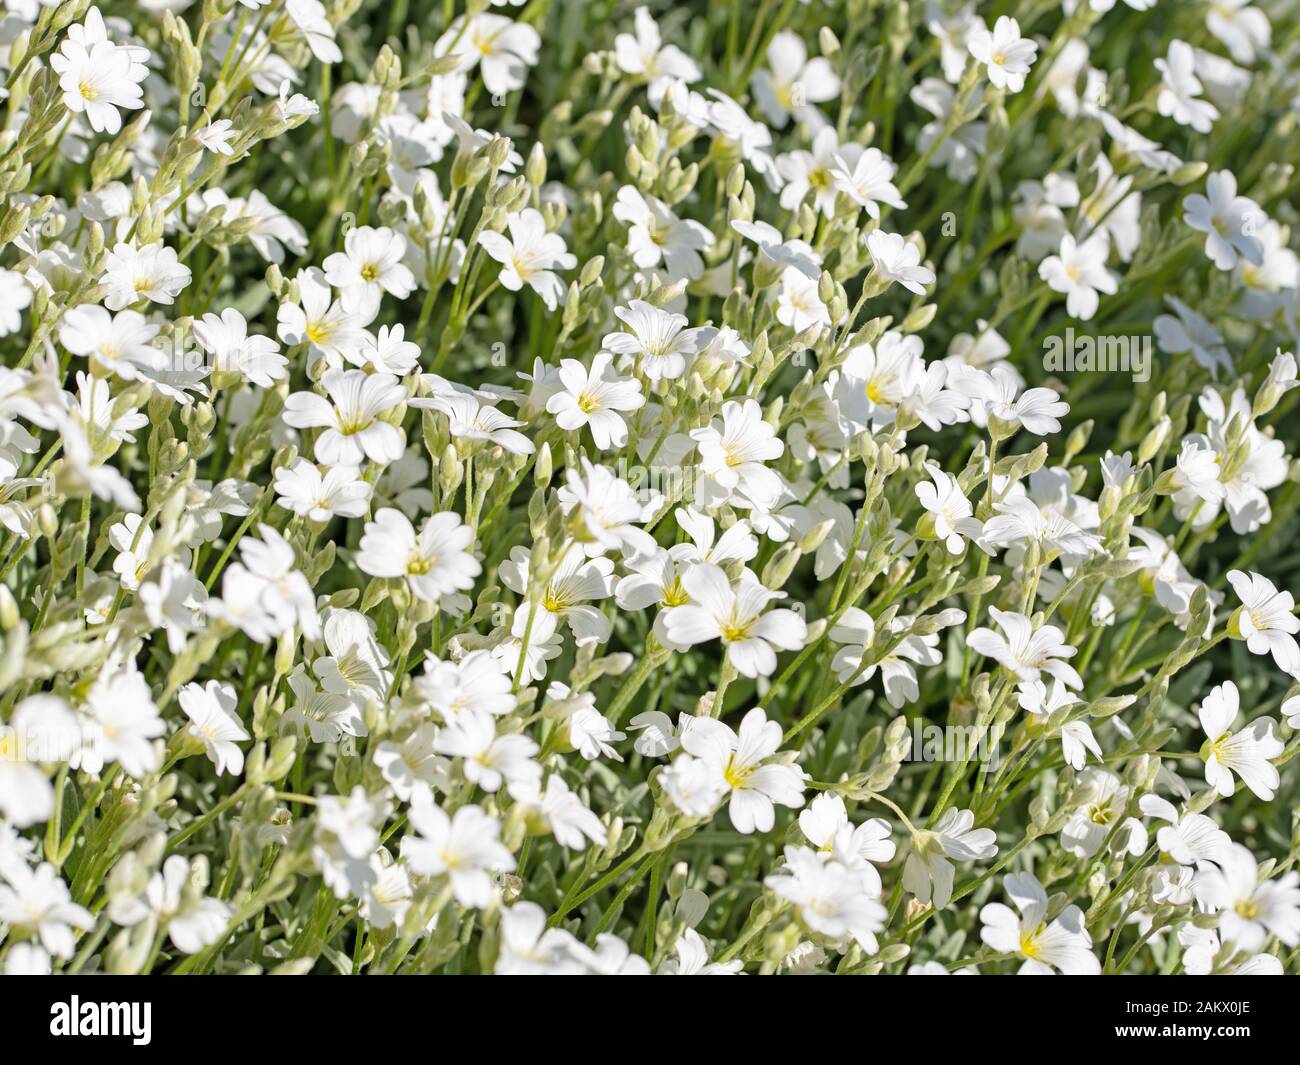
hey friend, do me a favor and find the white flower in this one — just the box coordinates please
[1197,679,1283,800]
[493,901,585,975]
[627,709,684,757]
[1183,171,1263,271]
[777,128,849,217]
[658,928,743,975]
[911,78,988,182]
[660,751,730,818]
[798,792,895,894]
[433,711,539,793]
[732,219,822,282]
[193,307,286,386]
[400,795,514,908]
[285,0,342,63]
[438,13,540,97]
[0,269,33,337]
[373,726,446,800]
[829,608,954,708]
[662,564,806,679]
[979,871,1100,974]
[602,299,711,381]
[315,609,392,703]
[478,208,575,310]
[967,16,1038,93]
[1155,40,1218,133]
[500,543,615,646]
[282,369,407,466]
[178,680,248,776]
[904,807,997,909]
[613,186,713,281]
[1155,296,1232,376]
[357,508,481,603]
[752,30,840,129]
[0,699,58,828]
[690,399,785,510]
[108,854,232,955]
[312,787,390,899]
[916,462,985,554]
[613,7,701,106]
[210,524,321,643]
[982,494,1103,560]
[58,305,165,382]
[967,607,1082,690]
[545,352,644,449]
[1038,232,1117,321]
[4,943,51,975]
[193,118,236,156]
[101,243,192,311]
[834,330,928,432]
[930,4,980,82]
[1206,0,1271,65]
[1226,569,1300,676]
[865,230,935,294]
[1138,794,1233,868]
[362,324,420,376]
[359,852,413,930]
[562,699,626,762]
[1018,679,1101,769]
[323,226,416,317]
[830,148,905,219]
[952,363,1070,436]
[557,458,656,557]
[418,644,514,723]
[84,668,164,779]
[0,863,94,959]
[274,458,372,522]
[411,390,534,455]
[1194,844,1300,953]
[1060,769,1146,858]
[765,847,886,952]
[50,9,147,134]
[508,773,607,851]
[277,267,372,368]
[775,266,833,331]
[671,707,807,833]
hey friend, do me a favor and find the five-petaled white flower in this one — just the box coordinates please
[51,7,147,135]
[478,208,576,311]
[546,352,645,449]
[1197,679,1283,800]
[283,369,408,466]
[178,680,249,777]
[967,16,1038,94]
[1226,569,1300,677]
[967,607,1082,691]
[980,871,1100,975]
[669,707,807,833]
[357,508,481,603]
[662,564,807,679]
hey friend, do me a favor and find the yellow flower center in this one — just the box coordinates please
[661,579,690,608]
[723,754,753,789]
[306,320,336,344]
[1020,924,1045,958]
[720,620,751,642]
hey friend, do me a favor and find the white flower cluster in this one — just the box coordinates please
[0,0,1297,977]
